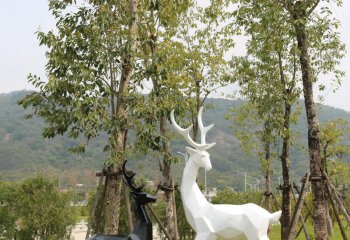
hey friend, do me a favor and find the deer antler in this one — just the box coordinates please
[170,107,215,150]
[198,107,214,144]
[122,161,144,192]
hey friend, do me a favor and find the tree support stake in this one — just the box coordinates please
[287,172,310,240]
[146,204,172,240]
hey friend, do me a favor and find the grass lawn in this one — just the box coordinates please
[269,223,350,239]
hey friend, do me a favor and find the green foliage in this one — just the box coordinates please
[18,0,142,165]
[86,188,105,234]
[0,181,17,239]
[268,221,350,240]
[228,0,346,140]
[227,0,304,191]
[175,191,193,240]
[320,118,350,187]
[212,188,263,205]
[212,189,350,239]
[0,176,75,240]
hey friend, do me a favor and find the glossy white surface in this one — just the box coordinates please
[171,108,281,240]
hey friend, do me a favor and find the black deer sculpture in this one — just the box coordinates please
[88,161,156,240]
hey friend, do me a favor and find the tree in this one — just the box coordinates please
[231,103,278,212]
[320,118,350,184]
[177,2,232,142]
[227,0,345,238]
[19,0,139,234]
[280,1,345,238]
[133,1,231,238]
[0,176,75,240]
[230,2,302,237]
[133,1,193,238]
[319,118,350,235]
[320,119,350,171]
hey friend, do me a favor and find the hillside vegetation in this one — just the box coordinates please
[1,91,349,190]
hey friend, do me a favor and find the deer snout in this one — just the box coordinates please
[205,162,212,171]
[146,194,157,203]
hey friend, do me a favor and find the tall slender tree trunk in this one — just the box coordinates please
[278,51,292,240]
[192,80,201,142]
[280,102,292,240]
[292,5,328,239]
[160,115,179,240]
[264,141,271,212]
[104,0,138,234]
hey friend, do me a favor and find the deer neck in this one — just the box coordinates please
[131,202,152,240]
[181,157,210,208]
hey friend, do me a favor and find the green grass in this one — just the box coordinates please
[269,222,350,240]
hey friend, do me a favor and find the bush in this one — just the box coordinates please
[212,188,263,205]
[0,175,76,240]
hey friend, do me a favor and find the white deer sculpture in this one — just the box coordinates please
[170,107,281,240]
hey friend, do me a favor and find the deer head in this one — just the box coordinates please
[170,107,216,171]
[122,161,156,204]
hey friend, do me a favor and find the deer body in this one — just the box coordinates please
[171,108,281,240]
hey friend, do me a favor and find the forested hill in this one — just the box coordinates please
[1,91,350,189]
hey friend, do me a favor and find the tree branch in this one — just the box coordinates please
[306,0,320,16]
[200,83,229,106]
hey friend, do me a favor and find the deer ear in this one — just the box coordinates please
[203,142,216,150]
[186,147,201,155]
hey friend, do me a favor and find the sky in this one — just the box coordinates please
[0,0,349,112]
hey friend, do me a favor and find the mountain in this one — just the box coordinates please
[0,91,349,190]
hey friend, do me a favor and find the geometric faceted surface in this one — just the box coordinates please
[171,108,281,240]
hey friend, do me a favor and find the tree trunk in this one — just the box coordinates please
[293,11,328,240]
[192,80,201,143]
[123,182,134,232]
[280,102,292,240]
[104,172,123,234]
[278,50,292,240]
[264,143,271,212]
[104,0,138,234]
[160,115,179,240]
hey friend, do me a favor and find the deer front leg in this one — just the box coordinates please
[193,217,217,240]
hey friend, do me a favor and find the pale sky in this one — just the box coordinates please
[0,0,349,112]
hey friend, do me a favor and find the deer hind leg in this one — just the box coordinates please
[194,232,217,240]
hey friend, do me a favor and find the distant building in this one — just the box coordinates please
[204,188,217,202]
